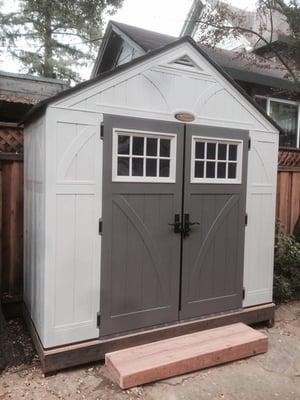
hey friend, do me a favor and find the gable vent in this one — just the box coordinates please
[173,56,196,68]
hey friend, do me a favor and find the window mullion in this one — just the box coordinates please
[157,138,160,177]
[204,142,207,178]
[266,98,271,115]
[225,144,229,179]
[129,135,133,177]
[215,142,218,178]
[143,136,146,177]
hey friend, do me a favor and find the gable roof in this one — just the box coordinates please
[110,21,175,52]
[93,21,299,94]
[22,35,280,133]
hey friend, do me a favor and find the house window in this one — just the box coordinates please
[255,96,268,112]
[270,101,298,148]
[254,96,300,148]
[191,137,243,184]
[112,129,176,182]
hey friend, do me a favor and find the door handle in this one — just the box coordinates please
[183,213,200,238]
[168,214,182,234]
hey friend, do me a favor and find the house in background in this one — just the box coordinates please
[92,20,300,150]
[0,71,67,124]
[181,0,292,56]
[181,0,300,149]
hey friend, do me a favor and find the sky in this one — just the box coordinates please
[0,0,258,78]
[111,0,257,37]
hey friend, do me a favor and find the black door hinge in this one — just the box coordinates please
[242,287,245,300]
[97,312,101,328]
[98,219,103,235]
[100,124,104,140]
[248,138,251,150]
[245,213,248,226]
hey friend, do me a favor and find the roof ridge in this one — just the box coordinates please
[110,20,177,40]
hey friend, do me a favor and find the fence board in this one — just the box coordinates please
[277,169,300,234]
[1,161,23,300]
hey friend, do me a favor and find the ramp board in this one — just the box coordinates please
[105,323,268,389]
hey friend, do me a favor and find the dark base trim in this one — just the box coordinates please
[23,303,275,375]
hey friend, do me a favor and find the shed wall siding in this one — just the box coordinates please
[24,115,46,343]
[44,108,102,347]
[243,131,278,306]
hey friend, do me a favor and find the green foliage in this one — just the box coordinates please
[273,223,300,303]
[293,216,300,243]
[0,0,124,82]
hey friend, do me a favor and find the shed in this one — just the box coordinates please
[23,37,279,373]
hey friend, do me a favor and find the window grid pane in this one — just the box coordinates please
[193,139,240,181]
[116,133,173,179]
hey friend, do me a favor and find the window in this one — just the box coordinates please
[191,137,243,184]
[254,96,267,112]
[112,129,176,182]
[254,96,300,148]
[270,101,298,148]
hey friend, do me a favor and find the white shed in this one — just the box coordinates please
[23,37,279,373]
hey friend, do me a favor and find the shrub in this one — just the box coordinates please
[273,224,300,303]
[293,216,300,243]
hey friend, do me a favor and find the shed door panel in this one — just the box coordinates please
[180,125,248,319]
[100,115,183,336]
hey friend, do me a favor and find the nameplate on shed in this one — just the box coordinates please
[175,112,195,122]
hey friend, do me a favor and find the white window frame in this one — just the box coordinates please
[112,128,177,183]
[191,136,243,184]
[255,95,300,148]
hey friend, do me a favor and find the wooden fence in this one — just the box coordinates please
[0,124,23,309]
[277,148,300,234]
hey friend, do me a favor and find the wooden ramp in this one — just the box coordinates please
[105,323,268,389]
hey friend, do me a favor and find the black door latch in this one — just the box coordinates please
[168,213,182,234]
[183,213,200,238]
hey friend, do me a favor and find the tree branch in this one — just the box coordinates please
[197,20,298,82]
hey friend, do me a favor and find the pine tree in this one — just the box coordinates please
[0,0,124,82]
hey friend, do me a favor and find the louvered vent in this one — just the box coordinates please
[173,56,196,67]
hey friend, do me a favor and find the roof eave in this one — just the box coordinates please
[90,22,114,78]
[225,66,300,93]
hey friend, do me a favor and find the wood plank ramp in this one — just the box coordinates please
[105,323,268,389]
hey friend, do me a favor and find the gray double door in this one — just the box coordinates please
[100,115,248,337]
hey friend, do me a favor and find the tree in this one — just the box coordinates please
[194,0,300,82]
[0,0,124,82]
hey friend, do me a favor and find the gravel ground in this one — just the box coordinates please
[0,302,299,400]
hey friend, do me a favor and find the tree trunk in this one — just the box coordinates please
[43,3,54,78]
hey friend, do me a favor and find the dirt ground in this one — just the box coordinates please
[0,302,299,400]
